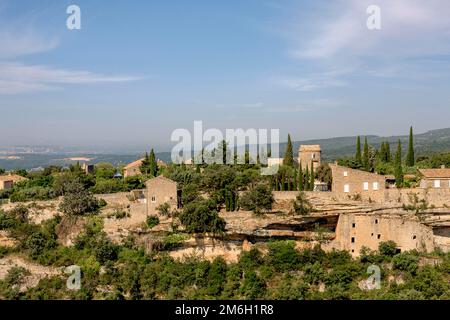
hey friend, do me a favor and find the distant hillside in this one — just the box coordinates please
[287,128,450,161]
[1,128,449,170]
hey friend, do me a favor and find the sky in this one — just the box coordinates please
[1,0,450,152]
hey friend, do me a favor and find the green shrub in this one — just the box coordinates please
[392,252,419,274]
[146,215,160,229]
[179,199,225,234]
[238,184,273,215]
[379,241,398,257]
[59,180,99,216]
[266,241,299,272]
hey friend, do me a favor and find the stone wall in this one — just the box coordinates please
[385,188,450,207]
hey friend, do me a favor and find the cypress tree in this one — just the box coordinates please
[310,162,315,191]
[283,134,295,167]
[149,149,158,177]
[379,142,385,162]
[304,166,310,191]
[355,136,362,165]
[395,140,404,188]
[298,163,304,191]
[386,142,391,163]
[363,137,370,171]
[293,167,298,191]
[406,126,415,167]
[140,152,150,174]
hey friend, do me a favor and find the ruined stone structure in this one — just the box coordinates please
[419,168,450,189]
[298,145,321,170]
[146,175,179,215]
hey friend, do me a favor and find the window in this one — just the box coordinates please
[371,233,374,236]
[311,153,315,159]
[377,234,381,239]
[344,171,348,177]
[363,182,369,191]
[344,184,350,193]
[351,237,355,243]
[375,219,378,224]
[413,235,416,240]
[434,180,441,188]
[151,196,156,203]
[352,223,356,228]
[373,182,379,190]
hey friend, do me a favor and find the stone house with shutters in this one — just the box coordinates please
[418,168,450,189]
[329,163,389,202]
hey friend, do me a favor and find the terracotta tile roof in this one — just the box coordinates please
[418,168,450,179]
[299,145,321,152]
[124,158,144,169]
[125,158,167,169]
[0,174,28,182]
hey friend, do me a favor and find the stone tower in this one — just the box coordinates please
[298,145,321,170]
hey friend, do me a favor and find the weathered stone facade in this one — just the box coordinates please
[329,163,387,202]
[146,175,179,215]
[332,213,437,256]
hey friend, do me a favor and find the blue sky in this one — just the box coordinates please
[1,0,450,152]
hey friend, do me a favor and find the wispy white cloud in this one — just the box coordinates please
[0,2,140,94]
[0,62,141,94]
[290,0,450,60]
[0,30,59,59]
[274,0,450,90]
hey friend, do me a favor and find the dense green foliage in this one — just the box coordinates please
[1,213,449,300]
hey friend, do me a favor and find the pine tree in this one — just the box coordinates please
[355,136,362,165]
[363,137,370,171]
[310,162,315,191]
[298,163,304,191]
[395,140,404,188]
[406,126,415,167]
[283,134,295,167]
[149,149,158,177]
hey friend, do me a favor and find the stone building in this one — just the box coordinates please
[418,168,450,189]
[123,158,167,178]
[298,145,321,170]
[329,163,389,202]
[0,174,28,190]
[146,175,180,215]
[332,213,436,256]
